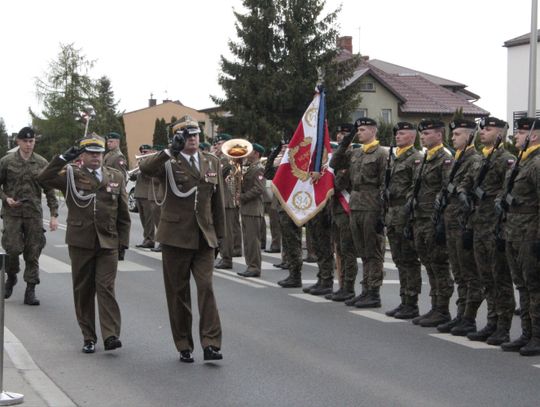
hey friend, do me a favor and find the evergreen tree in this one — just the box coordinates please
[153,118,168,147]
[0,118,8,157]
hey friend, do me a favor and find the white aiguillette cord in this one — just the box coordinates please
[65,164,96,210]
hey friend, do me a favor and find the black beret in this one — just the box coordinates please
[515,117,540,130]
[17,127,35,139]
[393,122,416,134]
[449,120,476,131]
[480,117,507,129]
[354,117,377,127]
[336,123,353,133]
[418,119,445,131]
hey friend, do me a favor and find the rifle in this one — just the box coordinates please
[381,144,395,219]
[403,152,428,240]
[473,134,504,202]
[431,125,478,244]
[494,120,536,250]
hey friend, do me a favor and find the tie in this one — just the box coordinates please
[190,156,200,176]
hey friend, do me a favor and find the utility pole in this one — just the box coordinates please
[528,0,538,117]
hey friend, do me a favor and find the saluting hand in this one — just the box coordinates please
[170,132,186,156]
[62,146,83,162]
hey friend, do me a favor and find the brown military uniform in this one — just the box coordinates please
[38,156,130,343]
[217,156,236,266]
[139,150,225,352]
[0,150,58,284]
[240,160,265,274]
[104,147,128,180]
[133,170,155,246]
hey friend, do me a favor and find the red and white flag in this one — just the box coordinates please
[271,88,334,226]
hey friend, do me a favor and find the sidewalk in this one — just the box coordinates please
[3,352,47,407]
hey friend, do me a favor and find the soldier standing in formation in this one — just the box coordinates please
[103,132,128,178]
[38,134,130,353]
[132,144,157,249]
[237,143,265,278]
[384,122,422,319]
[0,127,59,305]
[330,118,388,309]
[140,117,224,363]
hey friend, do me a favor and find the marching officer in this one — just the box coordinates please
[38,134,130,353]
[132,144,156,249]
[104,131,128,179]
[384,122,423,319]
[0,127,59,305]
[237,143,265,277]
[139,117,225,362]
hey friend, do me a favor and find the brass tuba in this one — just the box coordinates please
[221,139,253,206]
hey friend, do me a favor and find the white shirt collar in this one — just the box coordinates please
[180,151,199,168]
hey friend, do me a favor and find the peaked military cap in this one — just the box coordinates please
[418,119,445,131]
[516,117,540,130]
[106,131,121,140]
[449,119,476,131]
[79,133,106,153]
[172,116,201,135]
[252,143,265,155]
[480,117,507,129]
[17,127,35,139]
[393,122,416,134]
[336,123,354,133]
[215,133,232,142]
[354,117,377,127]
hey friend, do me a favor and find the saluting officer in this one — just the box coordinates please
[139,117,225,363]
[237,143,265,278]
[384,122,423,319]
[104,131,128,179]
[38,134,130,354]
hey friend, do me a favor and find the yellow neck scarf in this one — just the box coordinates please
[427,144,444,160]
[521,144,540,161]
[454,145,475,161]
[396,145,413,158]
[482,146,495,158]
[362,139,379,153]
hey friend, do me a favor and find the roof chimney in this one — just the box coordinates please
[337,36,353,53]
[149,93,156,107]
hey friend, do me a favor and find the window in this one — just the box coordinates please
[359,81,375,92]
[381,109,392,123]
[352,109,368,120]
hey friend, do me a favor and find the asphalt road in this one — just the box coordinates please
[3,204,540,407]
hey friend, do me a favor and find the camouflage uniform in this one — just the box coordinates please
[103,147,128,180]
[412,146,453,324]
[385,146,422,313]
[459,146,516,341]
[0,150,58,284]
[306,205,334,287]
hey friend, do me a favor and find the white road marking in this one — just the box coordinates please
[214,270,266,288]
[233,257,275,269]
[302,279,338,284]
[289,293,331,303]
[216,269,279,287]
[117,260,153,272]
[54,244,69,248]
[349,310,406,323]
[533,364,540,369]
[429,334,499,349]
[40,254,71,273]
[4,327,76,406]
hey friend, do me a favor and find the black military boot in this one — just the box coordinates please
[451,317,477,336]
[309,280,333,296]
[395,296,420,319]
[412,296,437,325]
[519,337,540,356]
[486,328,510,346]
[325,288,341,300]
[467,321,497,342]
[331,287,355,302]
[4,273,17,299]
[345,287,367,306]
[385,296,405,317]
[501,332,531,352]
[303,280,321,293]
[436,314,462,333]
[354,288,381,309]
[420,300,451,328]
[24,283,40,306]
[277,273,302,288]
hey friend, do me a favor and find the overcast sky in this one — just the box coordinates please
[1,0,536,134]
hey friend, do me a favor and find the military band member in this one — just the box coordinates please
[104,131,128,179]
[410,119,454,327]
[139,117,224,362]
[384,122,422,319]
[497,117,540,355]
[132,144,156,249]
[237,143,265,278]
[38,134,130,353]
[330,117,388,308]
[436,120,482,335]
[459,117,516,344]
[0,127,59,305]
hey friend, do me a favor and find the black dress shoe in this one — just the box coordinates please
[136,242,155,249]
[203,346,223,361]
[82,340,95,354]
[104,336,122,351]
[215,260,233,269]
[232,251,242,257]
[237,270,261,278]
[265,248,280,253]
[180,350,194,363]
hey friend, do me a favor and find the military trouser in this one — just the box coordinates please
[136,198,155,244]
[413,216,453,303]
[506,240,540,337]
[307,207,334,283]
[1,215,45,285]
[268,205,281,250]
[242,215,262,273]
[219,208,237,265]
[260,209,267,249]
[332,211,358,290]
[387,223,421,297]
[474,230,515,329]
[446,221,482,319]
[279,210,302,275]
[231,207,242,255]
[350,210,384,289]
[68,245,121,343]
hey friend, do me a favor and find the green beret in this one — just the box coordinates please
[139,144,152,153]
[199,142,211,150]
[252,143,265,155]
[152,144,165,151]
[215,133,232,142]
[107,131,121,140]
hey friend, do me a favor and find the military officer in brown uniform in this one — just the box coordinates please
[237,143,265,278]
[0,127,59,305]
[104,132,128,179]
[496,117,540,355]
[330,117,388,308]
[410,119,454,327]
[459,117,516,345]
[132,144,156,249]
[384,122,423,319]
[38,134,130,354]
[139,117,225,363]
